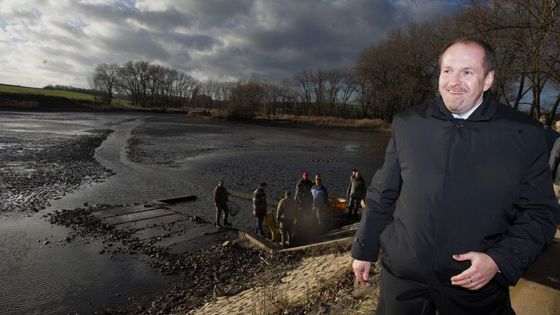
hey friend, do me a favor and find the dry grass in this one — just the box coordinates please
[256,114,390,130]
[187,109,390,130]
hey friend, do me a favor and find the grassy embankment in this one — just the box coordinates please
[0,83,130,108]
[0,84,96,101]
[0,83,390,129]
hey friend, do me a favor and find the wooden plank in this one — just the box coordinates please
[131,220,200,241]
[113,214,186,231]
[91,205,169,219]
[166,230,236,255]
[104,209,176,225]
[153,225,218,248]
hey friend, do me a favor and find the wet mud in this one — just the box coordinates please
[0,130,114,213]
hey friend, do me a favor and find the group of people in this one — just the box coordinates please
[254,172,330,247]
[212,169,368,247]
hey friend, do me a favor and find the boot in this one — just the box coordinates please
[223,212,231,226]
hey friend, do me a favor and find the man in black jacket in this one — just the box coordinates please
[213,180,231,227]
[351,38,559,315]
[253,182,268,236]
[347,169,366,220]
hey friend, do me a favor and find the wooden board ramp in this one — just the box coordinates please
[89,195,236,255]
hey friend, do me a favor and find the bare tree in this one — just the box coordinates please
[464,0,560,118]
[93,63,120,104]
[293,69,314,115]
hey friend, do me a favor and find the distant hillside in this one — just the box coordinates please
[0,83,94,101]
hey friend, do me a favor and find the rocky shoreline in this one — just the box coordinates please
[46,204,305,314]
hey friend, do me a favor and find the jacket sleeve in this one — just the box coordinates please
[486,131,560,286]
[549,138,560,182]
[360,180,367,199]
[276,200,283,221]
[351,133,402,262]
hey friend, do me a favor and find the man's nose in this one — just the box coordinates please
[448,72,461,85]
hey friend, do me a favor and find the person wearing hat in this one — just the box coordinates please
[213,179,231,228]
[294,171,313,225]
[252,182,268,236]
[276,191,298,246]
[311,176,328,225]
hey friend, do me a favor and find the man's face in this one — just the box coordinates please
[438,43,495,115]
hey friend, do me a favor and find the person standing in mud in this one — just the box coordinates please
[252,182,268,236]
[352,38,559,315]
[311,177,328,226]
[346,169,357,199]
[346,170,366,220]
[213,180,231,228]
[276,191,298,246]
[294,171,313,225]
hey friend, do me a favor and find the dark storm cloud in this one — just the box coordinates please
[102,27,171,61]
[165,32,221,51]
[190,0,403,79]
[1,0,466,87]
[186,0,255,29]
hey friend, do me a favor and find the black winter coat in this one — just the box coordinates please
[253,187,267,217]
[213,185,228,207]
[347,176,367,199]
[351,93,559,287]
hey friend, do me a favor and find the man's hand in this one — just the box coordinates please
[352,259,371,284]
[450,251,499,290]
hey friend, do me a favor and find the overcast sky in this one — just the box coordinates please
[0,0,465,88]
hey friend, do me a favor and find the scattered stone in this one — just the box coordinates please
[213,284,226,297]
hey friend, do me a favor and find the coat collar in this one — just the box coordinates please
[430,91,498,121]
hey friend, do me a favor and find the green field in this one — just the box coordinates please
[0,84,95,101]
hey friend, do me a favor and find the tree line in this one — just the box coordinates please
[91,0,560,123]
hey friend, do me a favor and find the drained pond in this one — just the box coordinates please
[0,111,389,314]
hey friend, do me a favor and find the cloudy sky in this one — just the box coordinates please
[0,0,465,88]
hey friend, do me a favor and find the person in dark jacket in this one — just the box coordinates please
[549,121,560,198]
[351,38,559,315]
[346,169,366,220]
[311,177,328,225]
[294,171,313,224]
[346,169,357,199]
[276,191,298,246]
[213,180,231,227]
[252,182,267,236]
[539,115,559,154]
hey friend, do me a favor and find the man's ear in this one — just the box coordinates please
[483,70,495,92]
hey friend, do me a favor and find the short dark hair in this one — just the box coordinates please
[439,37,497,75]
[260,182,267,188]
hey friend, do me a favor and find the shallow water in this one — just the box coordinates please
[0,111,390,313]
